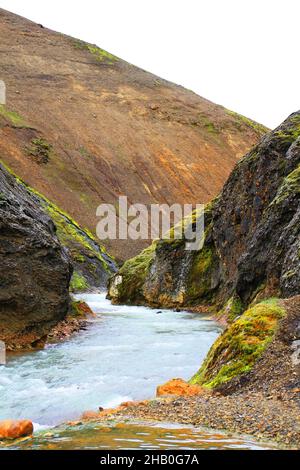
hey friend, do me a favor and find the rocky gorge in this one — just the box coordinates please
[0,6,299,451]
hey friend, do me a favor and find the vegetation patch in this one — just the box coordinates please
[25,138,53,164]
[0,104,27,128]
[217,295,244,323]
[74,40,118,64]
[226,109,268,135]
[190,299,285,389]
[112,243,156,303]
[194,114,219,134]
[273,115,300,147]
[45,203,112,274]
[271,164,300,205]
[70,271,89,293]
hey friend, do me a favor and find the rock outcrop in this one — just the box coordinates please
[0,8,267,261]
[0,420,33,439]
[0,162,72,349]
[156,378,206,397]
[109,111,300,313]
[2,162,117,293]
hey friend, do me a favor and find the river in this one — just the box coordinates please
[0,294,274,450]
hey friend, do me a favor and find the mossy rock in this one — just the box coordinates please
[70,271,89,293]
[190,299,286,389]
[70,300,94,317]
[109,243,156,303]
[272,164,300,205]
[216,295,244,323]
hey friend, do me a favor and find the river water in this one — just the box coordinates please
[0,294,274,450]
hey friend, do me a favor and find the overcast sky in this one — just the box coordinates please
[1,0,299,128]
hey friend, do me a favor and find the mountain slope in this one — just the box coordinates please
[0,8,268,261]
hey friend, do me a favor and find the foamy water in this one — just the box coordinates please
[0,294,221,427]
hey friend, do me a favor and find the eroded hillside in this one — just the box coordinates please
[0,8,267,260]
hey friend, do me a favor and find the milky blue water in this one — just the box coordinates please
[0,294,222,428]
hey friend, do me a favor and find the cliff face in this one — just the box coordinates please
[2,162,117,293]
[0,8,267,261]
[0,163,72,349]
[109,112,300,313]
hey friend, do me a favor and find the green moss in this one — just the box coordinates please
[192,114,219,134]
[45,203,111,273]
[272,164,300,205]
[273,115,300,145]
[226,109,268,135]
[114,243,156,302]
[78,146,91,158]
[74,40,118,64]
[217,295,244,323]
[190,299,285,389]
[70,300,91,317]
[70,271,89,292]
[0,104,27,127]
[186,246,214,301]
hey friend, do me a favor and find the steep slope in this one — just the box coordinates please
[0,8,267,261]
[0,162,72,349]
[109,111,300,311]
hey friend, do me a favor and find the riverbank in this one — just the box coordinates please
[85,391,298,449]
[46,300,96,344]
[68,296,300,449]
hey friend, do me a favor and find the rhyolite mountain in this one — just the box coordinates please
[0,8,267,261]
[108,111,300,390]
[109,111,300,310]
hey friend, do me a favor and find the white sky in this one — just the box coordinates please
[0,0,299,128]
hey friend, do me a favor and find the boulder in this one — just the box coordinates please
[0,420,33,440]
[156,378,206,397]
[0,163,72,349]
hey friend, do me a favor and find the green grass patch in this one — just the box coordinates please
[74,40,118,64]
[0,104,27,127]
[226,109,268,135]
